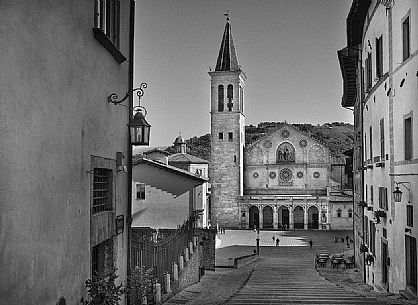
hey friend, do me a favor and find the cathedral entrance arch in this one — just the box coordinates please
[249,206,259,229]
[308,206,319,229]
[293,206,304,229]
[278,206,289,230]
[262,206,273,229]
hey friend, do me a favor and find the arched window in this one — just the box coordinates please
[227,84,233,111]
[218,85,224,112]
[276,142,295,163]
[337,209,342,217]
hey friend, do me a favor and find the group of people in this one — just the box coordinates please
[272,235,280,246]
[334,235,353,246]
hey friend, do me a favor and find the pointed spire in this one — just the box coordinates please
[215,13,240,72]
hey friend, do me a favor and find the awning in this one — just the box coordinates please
[338,47,359,107]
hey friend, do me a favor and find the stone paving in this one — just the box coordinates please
[163,229,412,305]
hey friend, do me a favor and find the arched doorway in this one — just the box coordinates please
[308,206,319,229]
[249,206,259,229]
[263,206,273,229]
[293,206,304,229]
[278,206,289,230]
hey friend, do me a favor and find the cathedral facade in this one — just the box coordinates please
[209,17,352,230]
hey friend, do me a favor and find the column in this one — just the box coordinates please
[304,206,308,230]
[326,205,330,230]
[258,205,263,229]
[238,204,242,228]
[318,206,323,230]
[289,206,294,230]
[245,206,250,229]
[273,205,278,229]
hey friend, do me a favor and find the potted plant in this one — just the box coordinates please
[374,210,387,224]
[126,266,154,305]
[365,253,374,266]
[359,244,368,253]
[80,267,125,305]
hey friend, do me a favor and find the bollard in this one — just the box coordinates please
[194,236,198,247]
[185,247,190,262]
[165,273,171,293]
[173,263,179,281]
[155,283,161,305]
[189,241,194,254]
[179,255,184,270]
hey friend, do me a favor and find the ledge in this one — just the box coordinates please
[93,28,126,64]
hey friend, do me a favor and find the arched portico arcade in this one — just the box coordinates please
[238,196,330,230]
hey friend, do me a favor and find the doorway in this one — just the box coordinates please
[406,235,417,294]
[263,206,273,229]
[249,206,259,229]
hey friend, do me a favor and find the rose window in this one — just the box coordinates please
[281,129,290,138]
[279,168,292,181]
[299,139,307,148]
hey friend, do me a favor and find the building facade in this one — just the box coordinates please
[210,18,353,231]
[339,0,417,296]
[131,157,207,229]
[0,1,134,304]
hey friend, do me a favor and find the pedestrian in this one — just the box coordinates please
[341,237,344,243]
[272,235,276,244]
[309,240,313,249]
[276,238,280,246]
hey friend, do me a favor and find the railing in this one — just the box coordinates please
[131,219,195,291]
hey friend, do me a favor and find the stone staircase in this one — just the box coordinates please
[226,253,387,305]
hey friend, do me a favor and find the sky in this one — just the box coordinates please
[134,0,353,148]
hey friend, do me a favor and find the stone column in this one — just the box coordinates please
[289,206,294,230]
[318,206,323,230]
[273,205,278,229]
[304,206,308,230]
[326,205,330,229]
[238,204,242,228]
[245,206,250,229]
[258,205,263,229]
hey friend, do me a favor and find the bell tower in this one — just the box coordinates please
[209,15,246,228]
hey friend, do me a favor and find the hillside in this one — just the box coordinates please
[179,122,354,161]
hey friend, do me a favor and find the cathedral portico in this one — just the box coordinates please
[238,195,329,230]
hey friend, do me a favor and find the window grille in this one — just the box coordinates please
[93,168,112,213]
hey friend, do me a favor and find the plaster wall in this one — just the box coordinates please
[329,202,354,230]
[361,0,418,294]
[0,1,130,304]
[132,185,189,229]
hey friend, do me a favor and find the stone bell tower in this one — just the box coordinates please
[209,15,246,228]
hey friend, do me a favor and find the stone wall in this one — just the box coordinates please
[195,228,216,271]
[178,241,201,291]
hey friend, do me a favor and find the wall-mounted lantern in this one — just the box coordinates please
[108,82,151,146]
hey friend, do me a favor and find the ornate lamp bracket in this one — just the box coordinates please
[108,82,148,107]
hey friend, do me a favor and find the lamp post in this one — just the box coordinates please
[254,225,260,256]
[393,181,411,203]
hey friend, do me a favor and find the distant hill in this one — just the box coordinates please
[176,122,354,161]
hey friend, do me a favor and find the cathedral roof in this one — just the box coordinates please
[215,17,240,72]
[245,122,329,153]
[168,153,209,164]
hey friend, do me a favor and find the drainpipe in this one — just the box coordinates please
[126,1,135,304]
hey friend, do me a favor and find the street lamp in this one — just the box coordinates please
[254,225,260,256]
[108,82,151,146]
[393,181,411,203]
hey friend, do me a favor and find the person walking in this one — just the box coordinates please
[309,240,313,249]
[272,235,276,244]
[276,238,280,247]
